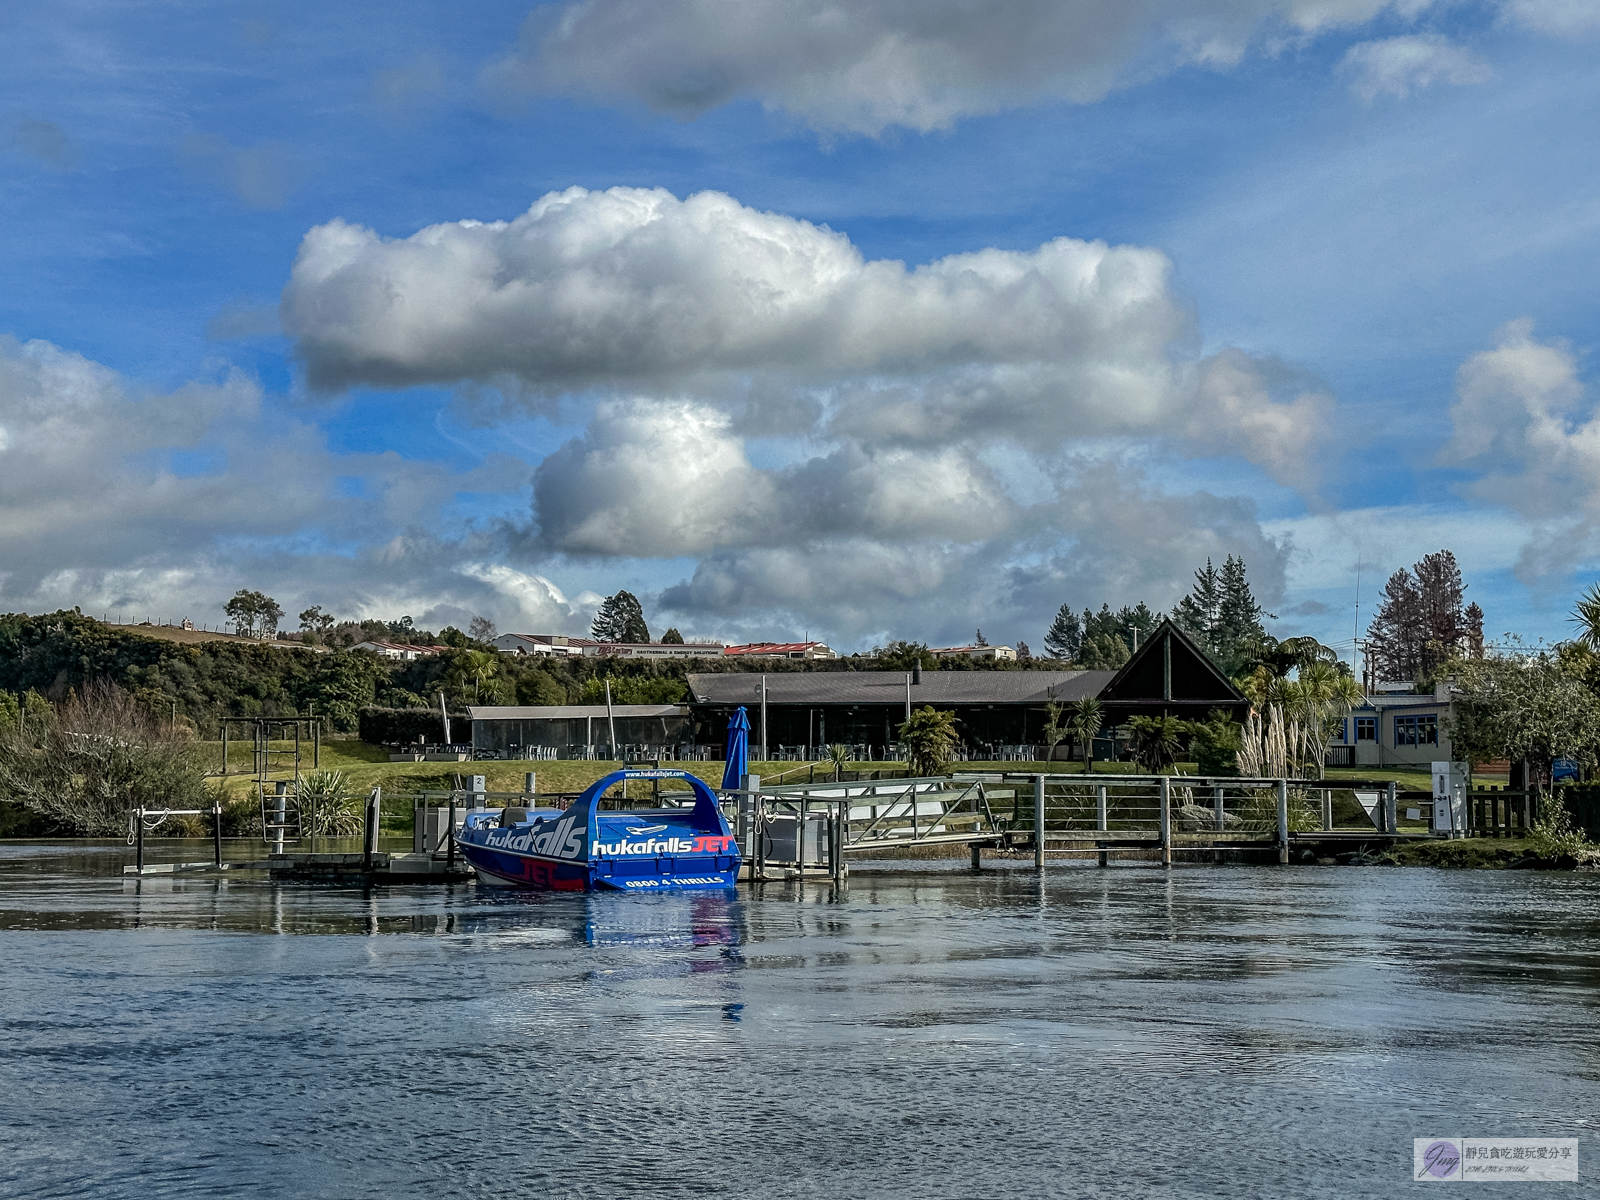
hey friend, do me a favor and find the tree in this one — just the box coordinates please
[1078,632,1129,670]
[224,589,283,638]
[1176,556,1274,674]
[1067,697,1102,770]
[660,627,685,644]
[1184,709,1242,776]
[1042,699,1068,760]
[1570,582,1600,650]
[1016,641,1030,659]
[299,605,336,636]
[874,640,937,670]
[1128,715,1183,773]
[1367,550,1477,683]
[1447,648,1600,773]
[974,629,988,647]
[591,591,649,643]
[898,706,960,776]
[516,671,570,706]
[1172,559,1223,657]
[468,615,497,644]
[0,683,210,835]
[1043,605,1082,660]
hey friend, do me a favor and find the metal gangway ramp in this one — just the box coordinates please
[732,776,1014,880]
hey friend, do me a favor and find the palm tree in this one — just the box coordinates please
[1067,697,1102,772]
[1128,715,1184,773]
[1572,582,1600,649]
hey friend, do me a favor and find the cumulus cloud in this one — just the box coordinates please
[532,399,776,556]
[1339,34,1493,100]
[0,336,557,633]
[274,183,1329,643]
[657,458,1290,643]
[529,397,1019,557]
[1442,320,1600,579]
[486,0,1442,134]
[283,185,1323,484]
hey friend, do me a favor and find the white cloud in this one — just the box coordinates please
[0,336,548,632]
[1442,320,1600,579]
[1339,34,1493,101]
[487,0,1444,135]
[532,398,777,556]
[1501,0,1600,36]
[656,457,1292,645]
[283,185,1326,489]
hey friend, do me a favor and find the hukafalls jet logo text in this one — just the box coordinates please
[485,815,584,860]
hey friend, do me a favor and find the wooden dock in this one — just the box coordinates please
[123,852,474,883]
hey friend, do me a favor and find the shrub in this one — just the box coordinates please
[0,682,210,835]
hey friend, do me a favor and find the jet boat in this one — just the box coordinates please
[453,768,740,891]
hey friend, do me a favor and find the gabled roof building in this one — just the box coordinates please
[686,620,1246,753]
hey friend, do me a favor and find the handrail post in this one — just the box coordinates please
[1159,775,1172,867]
[1384,782,1398,835]
[1212,784,1224,833]
[136,807,144,872]
[1097,784,1108,833]
[1322,788,1332,831]
[1276,780,1290,864]
[1033,773,1045,871]
[213,799,223,868]
[447,791,457,872]
[363,786,381,873]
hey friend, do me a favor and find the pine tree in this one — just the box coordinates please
[1043,605,1082,660]
[1172,559,1222,655]
[660,627,684,644]
[1365,550,1477,682]
[591,590,649,643]
[1079,633,1130,670]
[1463,603,1484,658]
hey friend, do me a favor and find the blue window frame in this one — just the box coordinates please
[1355,716,1376,742]
[1393,714,1438,747]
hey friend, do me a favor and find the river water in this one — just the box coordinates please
[1,840,1596,1199]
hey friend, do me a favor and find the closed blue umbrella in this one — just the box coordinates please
[721,706,750,791]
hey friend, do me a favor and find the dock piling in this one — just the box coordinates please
[1033,774,1045,871]
[1276,780,1290,864]
[1159,776,1172,867]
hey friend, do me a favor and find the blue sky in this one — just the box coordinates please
[2,1,1598,658]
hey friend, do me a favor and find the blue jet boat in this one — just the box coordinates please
[453,768,740,892]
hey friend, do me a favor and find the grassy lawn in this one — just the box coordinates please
[199,744,1440,798]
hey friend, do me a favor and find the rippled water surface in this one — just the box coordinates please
[2,840,1598,1198]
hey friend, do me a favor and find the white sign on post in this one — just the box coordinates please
[1431,762,1470,834]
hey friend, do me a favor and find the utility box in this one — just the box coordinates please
[764,811,830,866]
[414,803,469,854]
[1431,761,1470,835]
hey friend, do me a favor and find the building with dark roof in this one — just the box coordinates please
[687,619,1247,754]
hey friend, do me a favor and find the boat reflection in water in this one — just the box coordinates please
[453,768,741,893]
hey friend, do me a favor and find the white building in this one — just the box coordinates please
[930,644,1017,662]
[351,640,443,661]
[1325,681,1460,769]
[722,641,837,660]
[493,633,725,659]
